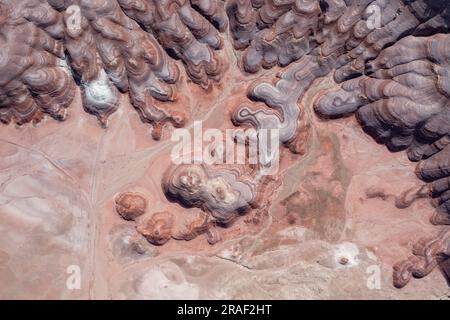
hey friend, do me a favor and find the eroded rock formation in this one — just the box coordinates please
[114,192,218,245]
[0,0,75,124]
[0,0,229,137]
[417,143,450,225]
[115,192,147,221]
[2,0,450,293]
[119,0,227,88]
[136,210,214,245]
[315,34,450,159]
[393,227,450,288]
[162,163,258,225]
[232,54,329,152]
[226,0,321,72]
[136,211,175,245]
[311,9,450,287]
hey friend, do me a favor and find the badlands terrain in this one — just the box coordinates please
[0,0,449,299]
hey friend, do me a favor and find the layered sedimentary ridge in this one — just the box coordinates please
[1,0,450,295]
[312,3,450,287]
[0,0,228,137]
[0,0,75,124]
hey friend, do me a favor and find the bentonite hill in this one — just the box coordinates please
[0,0,449,299]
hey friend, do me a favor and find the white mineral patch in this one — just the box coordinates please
[332,242,360,268]
[84,69,115,108]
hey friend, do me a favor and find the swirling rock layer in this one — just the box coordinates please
[115,192,147,221]
[313,2,450,288]
[162,164,257,225]
[2,0,450,296]
[393,227,450,288]
[0,0,75,124]
[0,0,229,136]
